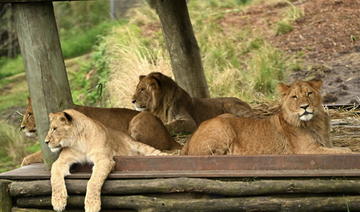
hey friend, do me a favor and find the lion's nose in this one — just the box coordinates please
[45,140,50,144]
[132,99,136,104]
[20,126,25,130]
[300,104,309,110]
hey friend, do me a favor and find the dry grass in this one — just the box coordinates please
[104,26,172,108]
[101,1,303,106]
[0,121,27,165]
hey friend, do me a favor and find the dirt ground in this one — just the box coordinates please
[221,0,359,105]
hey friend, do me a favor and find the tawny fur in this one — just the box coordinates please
[47,109,168,212]
[20,100,179,166]
[182,80,351,155]
[132,72,253,134]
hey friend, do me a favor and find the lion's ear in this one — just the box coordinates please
[277,83,290,95]
[308,79,323,90]
[48,113,55,121]
[27,97,32,104]
[64,112,73,122]
[139,75,145,81]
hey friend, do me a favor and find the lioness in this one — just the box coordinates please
[47,109,168,212]
[182,80,352,155]
[20,97,37,137]
[132,72,252,134]
[20,100,180,166]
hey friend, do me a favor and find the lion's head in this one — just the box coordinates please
[132,72,188,112]
[45,111,75,152]
[20,97,37,137]
[278,79,324,126]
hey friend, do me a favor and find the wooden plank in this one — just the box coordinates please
[0,180,12,212]
[14,195,360,211]
[2,154,360,179]
[11,207,134,212]
[14,2,74,167]
[9,178,360,198]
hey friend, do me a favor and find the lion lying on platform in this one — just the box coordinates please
[132,72,253,134]
[182,80,352,155]
[20,99,179,166]
[47,109,168,212]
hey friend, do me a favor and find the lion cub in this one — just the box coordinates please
[182,80,352,155]
[46,109,168,212]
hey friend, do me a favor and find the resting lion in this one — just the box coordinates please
[47,109,168,212]
[20,99,179,166]
[132,72,252,134]
[182,80,352,155]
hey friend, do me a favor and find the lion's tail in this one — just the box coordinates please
[125,136,169,156]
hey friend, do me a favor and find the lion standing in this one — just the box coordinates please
[132,72,253,134]
[182,80,352,155]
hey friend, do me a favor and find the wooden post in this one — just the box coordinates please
[0,180,12,212]
[151,0,210,98]
[13,2,74,167]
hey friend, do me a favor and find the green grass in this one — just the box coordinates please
[0,56,24,80]
[61,22,118,59]
[276,21,294,35]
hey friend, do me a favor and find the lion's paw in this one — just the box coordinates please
[85,194,101,212]
[52,187,68,212]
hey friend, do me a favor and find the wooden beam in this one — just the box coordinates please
[15,195,360,211]
[152,0,210,98]
[0,180,12,212]
[14,2,74,167]
[9,178,360,198]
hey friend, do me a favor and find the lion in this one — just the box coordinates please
[132,72,253,135]
[20,97,37,137]
[20,100,180,166]
[47,109,168,212]
[182,80,352,155]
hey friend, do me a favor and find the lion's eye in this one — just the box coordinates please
[53,127,57,131]
[307,92,313,96]
[140,88,145,92]
[291,95,297,99]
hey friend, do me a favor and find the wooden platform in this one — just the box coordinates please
[2,154,360,179]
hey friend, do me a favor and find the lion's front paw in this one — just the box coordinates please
[52,187,68,212]
[85,194,101,212]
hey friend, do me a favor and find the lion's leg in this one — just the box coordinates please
[21,151,43,166]
[51,149,78,212]
[84,156,115,212]
[317,146,353,154]
[165,118,197,135]
[301,146,353,154]
[126,138,170,156]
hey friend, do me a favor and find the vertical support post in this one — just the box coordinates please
[152,0,210,98]
[0,180,12,212]
[13,2,74,167]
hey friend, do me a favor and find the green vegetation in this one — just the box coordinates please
[275,0,304,35]
[0,56,24,80]
[70,41,111,106]
[276,21,294,35]
[61,22,116,59]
